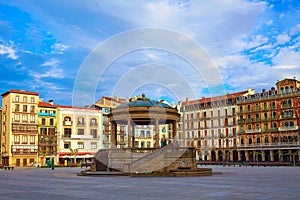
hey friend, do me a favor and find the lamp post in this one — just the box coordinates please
[51,153,54,170]
[220,133,225,167]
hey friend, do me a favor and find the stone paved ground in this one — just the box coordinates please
[0,166,299,200]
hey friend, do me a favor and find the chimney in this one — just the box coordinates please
[48,100,54,105]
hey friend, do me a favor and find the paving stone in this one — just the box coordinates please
[0,166,299,200]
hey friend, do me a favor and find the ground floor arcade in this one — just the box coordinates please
[197,148,300,163]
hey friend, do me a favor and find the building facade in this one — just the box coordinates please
[1,90,39,166]
[179,90,253,162]
[57,106,102,166]
[237,78,300,163]
[93,96,126,149]
[37,100,58,166]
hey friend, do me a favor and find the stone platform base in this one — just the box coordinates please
[78,167,212,177]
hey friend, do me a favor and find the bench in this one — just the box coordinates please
[4,166,14,170]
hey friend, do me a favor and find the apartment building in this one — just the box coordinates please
[57,106,102,165]
[1,90,39,166]
[37,100,58,166]
[237,78,300,163]
[179,90,253,162]
[93,96,126,149]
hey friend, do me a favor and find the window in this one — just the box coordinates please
[22,135,28,144]
[64,128,72,138]
[147,141,151,148]
[146,131,151,138]
[50,118,54,126]
[14,135,20,144]
[14,114,20,121]
[247,125,251,130]
[31,97,35,103]
[64,116,71,121]
[30,136,35,144]
[64,143,71,149]
[256,124,260,130]
[41,118,46,125]
[280,87,284,94]
[141,141,145,148]
[90,118,97,126]
[23,105,28,112]
[30,106,35,113]
[15,104,20,112]
[22,114,28,122]
[48,128,55,135]
[40,128,47,135]
[23,96,27,102]
[291,86,294,93]
[140,130,145,138]
[265,137,269,143]
[77,117,84,126]
[78,129,84,135]
[285,86,289,94]
[15,95,19,102]
[77,142,84,149]
[30,115,35,122]
[91,142,97,149]
[91,129,97,138]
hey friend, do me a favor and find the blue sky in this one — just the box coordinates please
[1,0,300,106]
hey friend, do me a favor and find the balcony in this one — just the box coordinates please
[238,119,245,124]
[71,135,93,139]
[64,121,72,126]
[262,128,278,132]
[238,141,299,148]
[245,129,261,134]
[278,126,299,131]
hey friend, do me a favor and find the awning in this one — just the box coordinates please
[59,152,96,158]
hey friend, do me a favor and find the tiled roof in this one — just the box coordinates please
[1,89,39,96]
[38,101,58,108]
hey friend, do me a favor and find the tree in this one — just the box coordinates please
[70,148,78,166]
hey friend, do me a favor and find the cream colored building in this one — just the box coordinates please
[57,106,102,165]
[1,90,39,166]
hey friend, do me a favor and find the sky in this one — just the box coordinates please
[0,0,300,106]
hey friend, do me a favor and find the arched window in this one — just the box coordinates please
[90,118,97,126]
[256,124,260,130]
[264,137,269,143]
[77,117,84,125]
[249,138,252,144]
[248,125,251,130]
[280,87,284,94]
[290,86,294,93]
[257,138,260,144]
[64,116,71,121]
[285,86,289,94]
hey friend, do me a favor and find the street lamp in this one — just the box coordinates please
[51,154,54,170]
[220,133,225,167]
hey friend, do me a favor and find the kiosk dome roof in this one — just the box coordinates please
[117,95,173,109]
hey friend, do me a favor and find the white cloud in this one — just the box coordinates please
[272,47,300,66]
[290,24,300,35]
[51,42,69,54]
[29,58,65,79]
[276,33,291,44]
[0,43,18,59]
